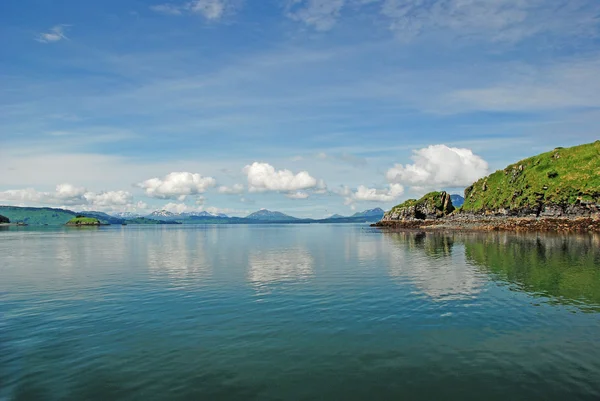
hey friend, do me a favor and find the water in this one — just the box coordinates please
[1,225,600,401]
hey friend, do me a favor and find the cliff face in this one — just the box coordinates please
[461,141,600,217]
[382,191,454,221]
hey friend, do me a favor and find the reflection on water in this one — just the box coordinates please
[147,228,212,284]
[382,230,600,311]
[2,225,600,401]
[248,248,314,284]
[464,233,600,311]
[385,232,484,301]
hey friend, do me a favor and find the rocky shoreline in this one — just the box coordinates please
[372,215,600,233]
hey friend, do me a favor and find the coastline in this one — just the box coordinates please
[371,215,600,233]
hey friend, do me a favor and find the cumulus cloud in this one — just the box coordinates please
[150,0,233,20]
[352,183,404,202]
[161,202,202,214]
[218,183,244,194]
[36,25,69,43]
[340,183,404,206]
[244,162,318,193]
[0,184,139,212]
[138,172,216,200]
[285,0,346,31]
[386,145,488,189]
[84,190,132,207]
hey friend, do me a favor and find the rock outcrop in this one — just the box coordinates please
[382,191,455,221]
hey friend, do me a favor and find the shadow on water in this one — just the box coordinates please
[384,230,600,311]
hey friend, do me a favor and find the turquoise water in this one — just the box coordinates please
[1,225,600,400]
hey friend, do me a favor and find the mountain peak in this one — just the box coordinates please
[246,209,297,221]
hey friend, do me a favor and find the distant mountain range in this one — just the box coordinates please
[450,195,465,207]
[0,205,385,226]
[0,206,178,226]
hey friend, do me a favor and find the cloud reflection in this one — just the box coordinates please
[385,232,484,301]
[147,229,211,284]
[248,248,314,285]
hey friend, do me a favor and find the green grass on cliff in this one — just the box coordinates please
[461,141,600,212]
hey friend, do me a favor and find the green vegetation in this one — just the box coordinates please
[0,206,76,225]
[461,141,600,213]
[0,214,9,224]
[66,216,104,226]
[465,234,600,311]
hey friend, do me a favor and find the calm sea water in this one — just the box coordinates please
[1,224,600,401]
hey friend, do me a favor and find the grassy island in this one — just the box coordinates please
[65,216,106,226]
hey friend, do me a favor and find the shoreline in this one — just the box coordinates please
[371,215,600,233]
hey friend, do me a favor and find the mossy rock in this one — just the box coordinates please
[385,191,455,221]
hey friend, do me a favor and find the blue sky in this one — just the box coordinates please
[1,0,599,217]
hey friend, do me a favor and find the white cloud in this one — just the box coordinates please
[161,202,202,214]
[36,25,69,43]
[243,162,318,193]
[150,0,233,20]
[352,183,404,202]
[0,184,140,212]
[218,183,245,194]
[286,191,310,199]
[138,172,216,200]
[84,191,132,207]
[340,183,404,206]
[386,145,488,189]
[286,0,346,31]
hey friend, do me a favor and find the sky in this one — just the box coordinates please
[1,0,599,218]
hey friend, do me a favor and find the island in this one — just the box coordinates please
[374,141,600,233]
[65,216,108,226]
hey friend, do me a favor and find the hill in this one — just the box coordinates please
[0,206,77,225]
[245,209,298,221]
[351,208,384,218]
[461,141,600,216]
